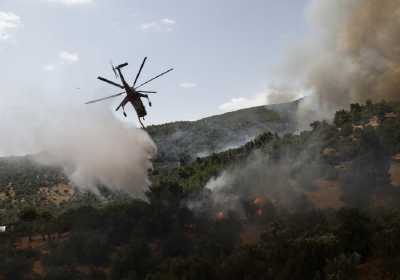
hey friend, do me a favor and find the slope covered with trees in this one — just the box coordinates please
[2,100,400,279]
[147,100,300,167]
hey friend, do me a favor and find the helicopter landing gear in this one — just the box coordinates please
[122,106,128,117]
[143,95,152,107]
[138,116,145,129]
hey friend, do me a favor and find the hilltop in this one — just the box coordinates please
[147,99,301,166]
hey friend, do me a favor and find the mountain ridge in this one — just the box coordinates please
[147,99,301,166]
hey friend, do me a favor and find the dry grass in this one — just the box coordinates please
[390,162,400,187]
[357,259,392,280]
[306,179,345,209]
[240,225,262,245]
[38,184,75,205]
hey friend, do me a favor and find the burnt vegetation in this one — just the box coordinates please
[2,101,400,279]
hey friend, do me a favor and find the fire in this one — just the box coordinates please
[254,196,267,206]
[216,211,225,221]
[253,196,273,217]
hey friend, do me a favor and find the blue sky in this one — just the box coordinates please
[0,0,310,125]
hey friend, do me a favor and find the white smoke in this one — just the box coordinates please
[0,83,156,196]
[205,172,233,192]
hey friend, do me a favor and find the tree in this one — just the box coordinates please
[336,208,372,257]
[18,207,39,242]
[334,110,352,127]
[110,238,155,280]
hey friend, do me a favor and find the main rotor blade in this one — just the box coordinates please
[110,61,118,79]
[135,68,174,89]
[85,92,124,105]
[97,76,124,89]
[138,90,157,94]
[133,57,147,87]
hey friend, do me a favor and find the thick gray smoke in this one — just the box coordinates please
[190,0,400,215]
[280,0,400,124]
[0,85,156,196]
[191,148,321,215]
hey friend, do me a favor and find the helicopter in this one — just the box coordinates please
[85,57,173,128]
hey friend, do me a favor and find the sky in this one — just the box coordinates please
[0,0,310,125]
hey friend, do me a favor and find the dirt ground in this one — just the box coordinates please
[307,179,345,209]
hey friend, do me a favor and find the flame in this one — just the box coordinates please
[216,211,225,221]
[254,196,267,206]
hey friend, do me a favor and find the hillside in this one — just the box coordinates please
[0,101,300,211]
[3,101,400,279]
[151,100,400,209]
[147,99,301,166]
[0,156,123,219]
[3,99,400,212]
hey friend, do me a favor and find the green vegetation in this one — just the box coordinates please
[147,101,299,166]
[4,197,400,279]
[2,100,400,279]
[0,156,67,196]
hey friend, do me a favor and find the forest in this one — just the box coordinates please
[2,100,400,279]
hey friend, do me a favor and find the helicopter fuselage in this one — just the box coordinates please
[116,68,147,118]
[88,57,173,129]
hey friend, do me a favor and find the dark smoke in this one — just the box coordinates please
[281,0,400,124]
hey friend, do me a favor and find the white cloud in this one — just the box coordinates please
[219,87,306,112]
[179,82,197,89]
[140,18,176,32]
[219,93,267,112]
[161,18,175,25]
[59,51,79,64]
[42,50,79,70]
[43,64,56,71]
[140,22,158,31]
[0,12,21,41]
[46,0,93,5]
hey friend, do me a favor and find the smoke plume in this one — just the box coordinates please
[0,84,156,196]
[190,147,321,216]
[281,0,400,122]
[188,0,400,217]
